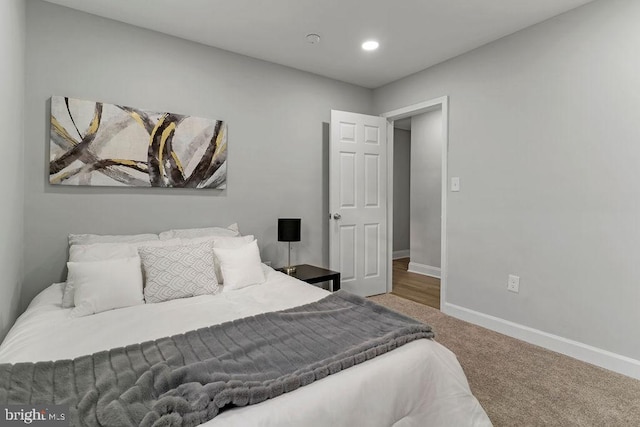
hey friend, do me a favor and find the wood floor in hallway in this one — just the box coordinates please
[392,258,440,310]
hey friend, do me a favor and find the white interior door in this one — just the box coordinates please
[329,110,387,296]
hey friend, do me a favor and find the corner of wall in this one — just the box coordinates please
[0,0,26,342]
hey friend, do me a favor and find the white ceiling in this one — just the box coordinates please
[42,0,595,88]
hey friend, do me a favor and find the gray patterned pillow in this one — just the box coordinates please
[138,241,220,303]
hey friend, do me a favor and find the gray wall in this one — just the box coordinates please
[410,110,442,269]
[0,0,25,340]
[22,1,373,309]
[392,128,410,253]
[374,0,640,360]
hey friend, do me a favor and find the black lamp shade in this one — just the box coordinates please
[278,218,301,242]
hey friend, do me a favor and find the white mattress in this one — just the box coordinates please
[0,267,491,426]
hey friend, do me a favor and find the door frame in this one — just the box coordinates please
[381,96,449,308]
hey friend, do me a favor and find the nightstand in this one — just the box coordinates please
[277,264,341,292]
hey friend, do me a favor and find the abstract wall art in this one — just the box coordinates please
[49,96,227,189]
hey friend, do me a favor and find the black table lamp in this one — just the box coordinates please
[278,218,301,274]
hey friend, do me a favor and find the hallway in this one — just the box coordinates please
[392,258,440,310]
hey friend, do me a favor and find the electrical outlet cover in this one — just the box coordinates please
[508,274,520,293]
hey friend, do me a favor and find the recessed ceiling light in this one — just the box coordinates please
[306,33,321,44]
[362,40,379,51]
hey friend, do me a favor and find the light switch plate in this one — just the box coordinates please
[451,177,460,192]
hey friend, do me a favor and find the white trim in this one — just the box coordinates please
[382,96,449,309]
[443,303,640,380]
[392,250,410,260]
[385,120,394,293]
[407,262,441,279]
[381,97,448,120]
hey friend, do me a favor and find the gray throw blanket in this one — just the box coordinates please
[0,291,434,426]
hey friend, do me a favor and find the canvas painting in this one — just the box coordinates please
[50,96,227,189]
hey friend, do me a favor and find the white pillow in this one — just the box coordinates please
[210,235,255,283]
[63,243,138,308]
[138,241,220,303]
[68,239,181,263]
[213,240,265,291]
[69,233,159,246]
[130,238,182,249]
[180,234,252,246]
[68,257,144,317]
[62,239,181,308]
[158,223,239,240]
[69,242,139,262]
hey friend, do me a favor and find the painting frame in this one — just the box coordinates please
[49,96,227,189]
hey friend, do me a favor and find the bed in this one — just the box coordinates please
[0,228,491,426]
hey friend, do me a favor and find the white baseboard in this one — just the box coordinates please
[392,250,410,260]
[442,302,640,380]
[407,262,441,279]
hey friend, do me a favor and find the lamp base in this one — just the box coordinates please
[282,265,297,275]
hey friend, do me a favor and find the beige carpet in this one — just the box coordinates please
[370,294,640,427]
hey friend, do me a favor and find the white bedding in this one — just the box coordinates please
[0,266,491,426]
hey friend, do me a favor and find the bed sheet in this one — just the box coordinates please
[0,266,491,426]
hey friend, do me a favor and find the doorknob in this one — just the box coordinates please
[333,213,342,220]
